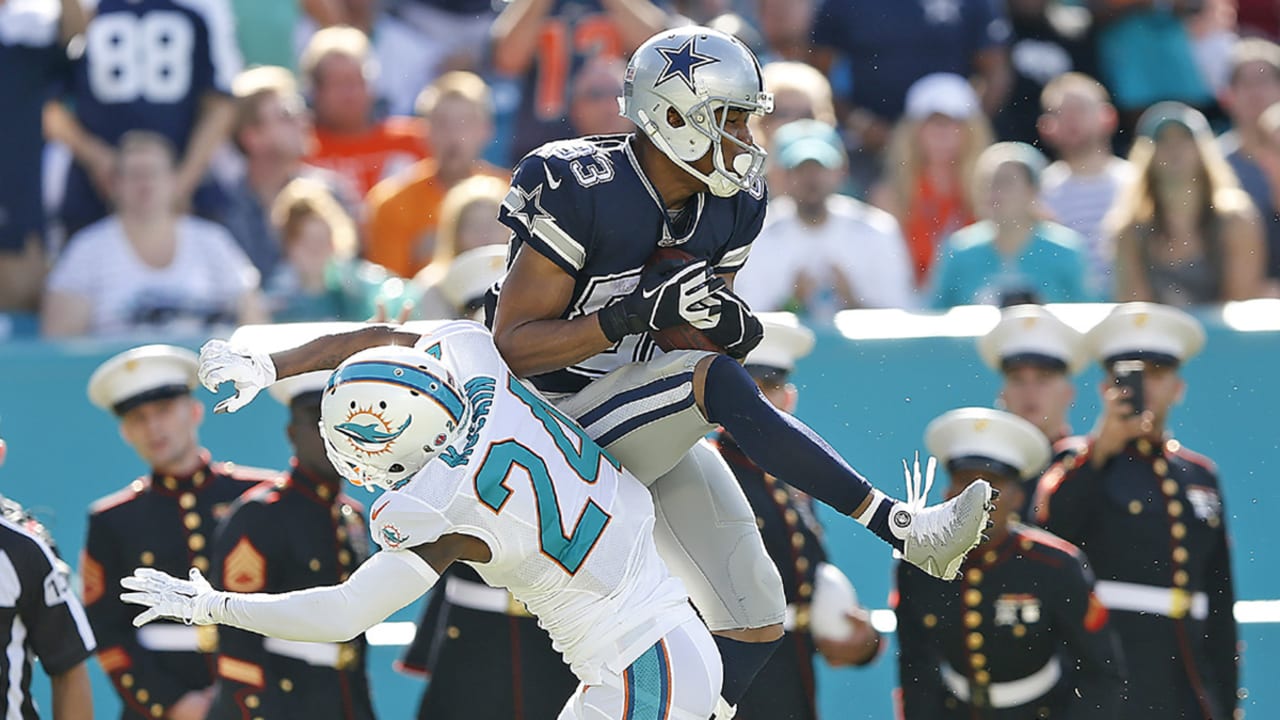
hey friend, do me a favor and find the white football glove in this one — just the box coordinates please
[120,568,224,627]
[197,339,276,413]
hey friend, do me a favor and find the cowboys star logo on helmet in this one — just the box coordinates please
[620,26,773,199]
[654,36,720,92]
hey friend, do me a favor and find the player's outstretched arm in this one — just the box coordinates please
[121,546,442,643]
[199,325,422,412]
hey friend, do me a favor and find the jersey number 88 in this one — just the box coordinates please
[87,12,194,104]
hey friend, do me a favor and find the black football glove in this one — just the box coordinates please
[598,258,724,343]
[702,287,763,360]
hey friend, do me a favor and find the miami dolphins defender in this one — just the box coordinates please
[122,321,722,719]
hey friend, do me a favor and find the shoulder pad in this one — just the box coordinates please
[90,478,150,514]
[369,492,449,551]
[531,137,610,162]
[0,497,56,550]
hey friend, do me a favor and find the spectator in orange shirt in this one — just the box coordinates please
[302,25,430,197]
[364,71,508,278]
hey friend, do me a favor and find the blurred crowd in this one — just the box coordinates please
[4,0,1280,340]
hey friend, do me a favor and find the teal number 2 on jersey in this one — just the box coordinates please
[473,376,618,573]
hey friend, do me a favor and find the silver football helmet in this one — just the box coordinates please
[621,26,773,198]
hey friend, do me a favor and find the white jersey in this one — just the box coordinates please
[367,321,694,683]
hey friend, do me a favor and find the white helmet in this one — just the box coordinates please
[319,345,468,491]
[621,26,773,198]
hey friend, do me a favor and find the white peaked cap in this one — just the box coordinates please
[88,345,199,415]
[925,407,1051,481]
[435,245,508,313]
[743,312,816,373]
[978,304,1086,374]
[1084,302,1205,366]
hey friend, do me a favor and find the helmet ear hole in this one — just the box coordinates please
[666,107,686,128]
[388,463,405,474]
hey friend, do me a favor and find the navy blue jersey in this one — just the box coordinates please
[495,134,766,394]
[62,0,240,232]
[73,0,238,147]
[0,4,71,250]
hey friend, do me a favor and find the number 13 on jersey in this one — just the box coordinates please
[474,376,621,574]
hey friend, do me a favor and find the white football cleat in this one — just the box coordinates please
[892,455,997,580]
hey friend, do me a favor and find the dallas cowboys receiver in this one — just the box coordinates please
[488,25,997,710]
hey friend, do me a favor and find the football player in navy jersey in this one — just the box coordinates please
[488,25,999,714]
[47,0,242,235]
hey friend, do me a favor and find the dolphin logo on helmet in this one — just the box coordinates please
[335,417,414,445]
[320,345,469,492]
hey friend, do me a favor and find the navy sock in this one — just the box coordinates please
[703,355,902,549]
[713,635,783,706]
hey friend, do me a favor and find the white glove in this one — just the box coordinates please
[120,568,225,627]
[197,339,276,413]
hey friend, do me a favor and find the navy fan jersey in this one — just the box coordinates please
[495,133,767,394]
[63,0,240,230]
[0,2,71,250]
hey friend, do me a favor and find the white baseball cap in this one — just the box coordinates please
[904,73,980,121]
[925,407,1051,481]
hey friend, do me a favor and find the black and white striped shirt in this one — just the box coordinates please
[0,514,96,719]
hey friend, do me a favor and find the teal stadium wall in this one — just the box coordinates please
[0,303,1276,718]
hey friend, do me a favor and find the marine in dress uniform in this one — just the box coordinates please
[399,251,580,720]
[1032,303,1240,719]
[207,372,376,720]
[711,313,881,720]
[81,346,268,720]
[896,407,1125,719]
[978,304,1087,515]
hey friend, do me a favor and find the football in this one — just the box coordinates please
[646,247,725,354]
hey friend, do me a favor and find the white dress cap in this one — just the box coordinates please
[925,407,1051,481]
[977,304,1086,374]
[1084,302,1205,367]
[432,245,509,313]
[743,312,816,374]
[87,345,199,415]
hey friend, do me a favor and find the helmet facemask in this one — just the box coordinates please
[634,95,773,198]
[621,26,774,198]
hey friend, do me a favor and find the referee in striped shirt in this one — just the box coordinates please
[0,433,96,718]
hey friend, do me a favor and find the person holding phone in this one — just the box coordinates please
[1031,302,1241,720]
